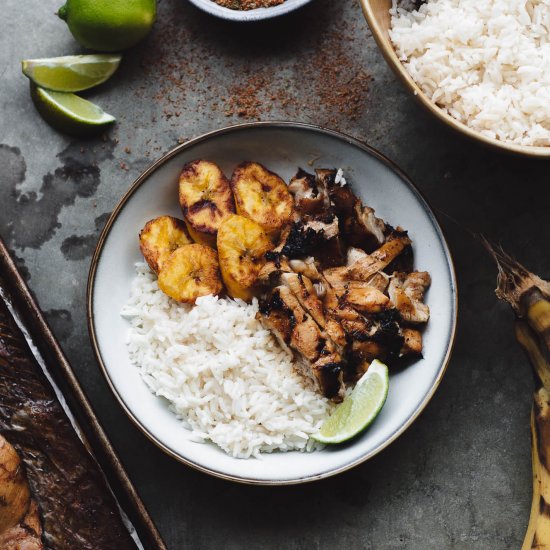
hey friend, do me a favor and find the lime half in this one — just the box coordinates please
[30,85,115,137]
[313,359,389,444]
[22,54,121,92]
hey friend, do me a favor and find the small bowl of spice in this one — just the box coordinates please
[186,0,313,21]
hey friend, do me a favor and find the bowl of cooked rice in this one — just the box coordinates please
[87,122,457,485]
[361,0,550,157]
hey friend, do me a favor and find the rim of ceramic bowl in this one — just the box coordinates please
[359,0,550,159]
[186,0,313,22]
[87,121,458,485]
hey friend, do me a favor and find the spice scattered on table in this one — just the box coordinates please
[134,0,371,132]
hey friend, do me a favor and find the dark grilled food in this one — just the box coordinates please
[259,286,346,401]
[0,297,137,550]
[317,168,386,253]
[0,435,42,549]
[257,168,431,401]
[287,169,345,267]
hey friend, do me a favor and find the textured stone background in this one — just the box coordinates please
[1,0,549,548]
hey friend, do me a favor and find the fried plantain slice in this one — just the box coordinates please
[139,215,193,273]
[230,162,293,236]
[158,244,222,303]
[178,160,235,247]
[217,214,273,301]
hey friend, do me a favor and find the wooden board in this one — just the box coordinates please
[0,236,167,550]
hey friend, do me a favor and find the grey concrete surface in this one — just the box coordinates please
[1,0,549,548]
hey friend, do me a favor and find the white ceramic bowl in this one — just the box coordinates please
[186,0,313,22]
[88,122,457,485]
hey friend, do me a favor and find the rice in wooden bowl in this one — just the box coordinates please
[360,0,550,158]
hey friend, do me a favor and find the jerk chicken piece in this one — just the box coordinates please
[347,340,388,379]
[344,309,405,381]
[346,324,422,379]
[279,273,325,328]
[335,283,389,314]
[322,269,389,315]
[286,169,346,268]
[281,273,346,353]
[388,271,431,324]
[400,328,423,356]
[259,166,431,395]
[346,248,389,287]
[260,219,344,270]
[362,272,390,293]
[286,258,374,339]
[258,226,293,286]
[288,169,330,216]
[316,169,387,253]
[384,242,414,275]
[259,286,346,401]
[283,217,345,268]
[325,231,412,283]
[346,232,412,281]
[285,256,397,350]
[319,273,397,382]
[277,271,347,348]
[259,243,349,352]
[324,247,392,294]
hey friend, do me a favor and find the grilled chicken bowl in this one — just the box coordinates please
[88,123,457,484]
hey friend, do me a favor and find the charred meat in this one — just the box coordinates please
[0,435,42,549]
[257,167,431,400]
[259,287,346,401]
[0,296,137,549]
[388,271,431,324]
[288,168,330,216]
[317,168,387,253]
[287,169,346,267]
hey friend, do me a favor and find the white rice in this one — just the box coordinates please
[389,0,550,146]
[121,263,331,458]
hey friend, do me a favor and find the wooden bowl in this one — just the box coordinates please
[360,0,550,158]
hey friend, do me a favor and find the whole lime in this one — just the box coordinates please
[58,0,157,52]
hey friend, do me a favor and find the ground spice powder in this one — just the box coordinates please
[214,0,284,9]
[129,0,371,153]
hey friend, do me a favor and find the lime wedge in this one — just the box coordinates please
[22,55,121,92]
[30,85,115,137]
[313,359,389,444]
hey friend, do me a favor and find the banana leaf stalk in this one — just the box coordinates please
[485,241,550,549]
